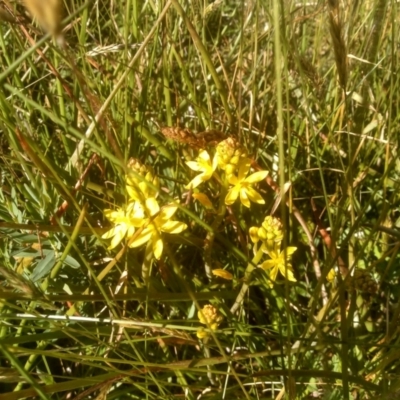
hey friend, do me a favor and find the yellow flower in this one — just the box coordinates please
[196,328,208,339]
[129,197,187,259]
[260,246,297,283]
[101,202,145,250]
[225,158,268,208]
[327,268,336,282]
[185,150,218,189]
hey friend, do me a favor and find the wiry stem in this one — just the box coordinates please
[141,240,154,284]
[230,245,264,315]
[204,183,227,280]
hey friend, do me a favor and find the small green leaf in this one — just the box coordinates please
[30,250,55,282]
[63,255,80,269]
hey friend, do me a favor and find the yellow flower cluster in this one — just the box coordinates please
[126,158,159,202]
[197,304,223,339]
[249,216,283,249]
[102,158,187,260]
[216,137,247,176]
[250,216,297,283]
[185,138,268,208]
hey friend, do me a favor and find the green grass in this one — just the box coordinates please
[0,0,400,399]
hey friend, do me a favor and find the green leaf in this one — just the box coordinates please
[63,255,80,269]
[30,250,55,282]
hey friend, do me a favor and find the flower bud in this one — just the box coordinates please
[216,138,247,176]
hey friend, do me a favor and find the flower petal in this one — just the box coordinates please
[268,266,279,282]
[185,173,206,189]
[246,186,265,204]
[198,150,211,162]
[327,268,336,282]
[139,181,153,196]
[160,204,178,220]
[101,226,120,239]
[127,217,147,228]
[126,201,144,218]
[211,153,218,171]
[145,197,160,216]
[249,227,260,243]
[225,186,240,205]
[284,247,297,257]
[227,174,238,185]
[152,235,163,259]
[262,246,279,258]
[260,260,276,270]
[279,264,296,282]
[237,158,251,180]
[109,226,127,249]
[212,269,233,280]
[285,268,297,282]
[127,225,136,239]
[161,220,187,234]
[192,193,214,209]
[186,161,202,171]
[129,227,153,248]
[126,185,141,201]
[245,170,268,184]
[104,209,124,223]
[196,328,208,339]
[239,188,251,208]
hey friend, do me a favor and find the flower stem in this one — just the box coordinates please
[204,183,227,280]
[230,245,264,315]
[141,241,153,284]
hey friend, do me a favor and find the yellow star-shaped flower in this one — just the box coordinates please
[260,245,297,283]
[101,202,144,250]
[185,150,218,189]
[225,159,268,208]
[129,197,187,259]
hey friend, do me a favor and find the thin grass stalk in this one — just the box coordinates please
[272,0,295,396]
[164,246,252,400]
[327,0,347,89]
[366,0,389,70]
[162,24,173,126]
[0,343,50,400]
[4,83,121,165]
[0,1,91,83]
[68,0,173,167]
[170,0,233,127]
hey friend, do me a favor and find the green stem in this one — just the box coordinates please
[230,244,265,314]
[142,240,154,284]
[204,181,227,280]
[10,340,51,396]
